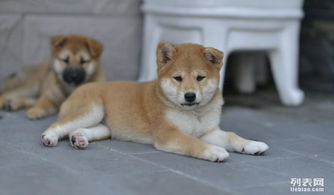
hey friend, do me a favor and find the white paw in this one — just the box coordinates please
[242,141,269,155]
[41,132,58,147]
[202,145,229,162]
[69,130,89,149]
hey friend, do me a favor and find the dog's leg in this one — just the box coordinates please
[154,124,229,162]
[41,104,104,147]
[26,95,58,119]
[0,88,36,111]
[69,124,111,149]
[1,97,36,111]
[200,129,269,155]
[0,74,24,94]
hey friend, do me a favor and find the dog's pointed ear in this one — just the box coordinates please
[156,41,175,67]
[203,47,224,69]
[85,38,103,58]
[50,35,67,49]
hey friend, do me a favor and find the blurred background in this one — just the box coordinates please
[0,0,142,81]
[300,0,334,93]
[0,0,333,97]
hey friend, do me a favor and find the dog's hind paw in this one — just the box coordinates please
[2,100,13,111]
[242,141,269,155]
[69,130,89,149]
[41,133,58,147]
[0,98,15,111]
[2,99,22,111]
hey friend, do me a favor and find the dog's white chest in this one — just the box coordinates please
[165,109,220,137]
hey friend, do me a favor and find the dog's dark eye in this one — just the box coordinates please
[62,57,69,64]
[80,58,89,65]
[173,76,182,82]
[197,76,206,81]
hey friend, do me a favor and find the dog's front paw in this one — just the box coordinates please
[41,132,58,147]
[26,107,46,120]
[69,130,89,149]
[242,141,269,155]
[202,145,229,162]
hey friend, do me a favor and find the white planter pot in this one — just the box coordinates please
[139,0,304,106]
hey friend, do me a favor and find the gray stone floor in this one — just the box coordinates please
[0,89,333,195]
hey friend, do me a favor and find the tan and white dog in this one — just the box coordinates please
[41,42,269,162]
[0,34,104,119]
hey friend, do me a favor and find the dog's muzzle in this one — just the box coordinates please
[62,68,86,85]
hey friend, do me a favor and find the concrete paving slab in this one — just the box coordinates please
[134,151,287,191]
[0,91,333,195]
[94,170,230,195]
[98,140,158,154]
[272,136,334,164]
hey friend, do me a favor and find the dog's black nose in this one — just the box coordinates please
[63,68,86,85]
[184,92,196,103]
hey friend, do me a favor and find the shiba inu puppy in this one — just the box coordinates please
[41,41,269,162]
[0,34,105,119]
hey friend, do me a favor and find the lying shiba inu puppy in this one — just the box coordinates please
[0,34,104,119]
[41,42,269,162]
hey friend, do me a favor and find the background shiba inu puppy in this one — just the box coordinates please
[41,41,268,162]
[0,34,105,119]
